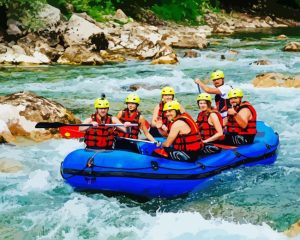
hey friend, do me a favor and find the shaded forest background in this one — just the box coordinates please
[0,0,300,30]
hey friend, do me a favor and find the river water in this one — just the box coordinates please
[0,28,300,239]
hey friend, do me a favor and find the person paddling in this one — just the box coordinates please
[80,96,130,149]
[195,70,232,121]
[114,93,159,151]
[150,86,185,137]
[154,101,203,162]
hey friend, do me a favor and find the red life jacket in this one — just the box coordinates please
[115,108,141,139]
[215,94,231,115]
[196,110,224,140]
[227,101,257,135]
[169,113,203,152]
[158,101,169,126]
[84,113,114,149]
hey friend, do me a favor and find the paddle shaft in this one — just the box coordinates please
[197,84,201,93]
[117,137,156,144]
[35,122,138,128]
[118,137,236,149]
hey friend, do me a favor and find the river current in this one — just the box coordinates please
[0,28,300,239]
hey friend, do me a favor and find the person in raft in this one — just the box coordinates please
[223,88,257,145]
[196,93,224,154]
[114,93,159,151]
[154,101,203,162]
[80,97,131,149]
[150,86,185,137]
[194,70,232,121]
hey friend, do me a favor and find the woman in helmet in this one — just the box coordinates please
[153,100,203,162]
[195,70,233,120]
[151,86,185,137]
[80,96,129,149]
[196,93,224,144]
[114,93,157,149]
[223,88,257,145]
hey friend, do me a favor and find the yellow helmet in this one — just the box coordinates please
[94,98,110,109]
[196,93,212,103]
[210,70,225,81]
[125,93,140,104]
[228,88,244,99]
[161,86,175,96]
[163,100,180,111]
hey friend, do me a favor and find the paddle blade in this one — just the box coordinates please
[60,126,85,138]
[35,122,65,128]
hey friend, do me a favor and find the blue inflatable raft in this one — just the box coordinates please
[61,121,279,199]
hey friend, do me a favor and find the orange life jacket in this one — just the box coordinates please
[115,108,141,139]
[169,113,203,152]
[158,101,170,126]
[227,101,257,135]
[84,113,114,149]
[196,110,224,140]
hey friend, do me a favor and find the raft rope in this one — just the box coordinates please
[61,142,278,179]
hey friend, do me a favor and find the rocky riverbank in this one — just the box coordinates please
[1,4,300,66]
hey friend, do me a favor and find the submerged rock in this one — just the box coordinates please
[183,50,199,58]
[0,91,81,141]
[250,60,272,65]
[252,73,300,88]
[0,159,23,173]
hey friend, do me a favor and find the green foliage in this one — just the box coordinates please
[0,0,46,30]
[47,0,115,21]
[151,0,217,24]
[295,0,300,7]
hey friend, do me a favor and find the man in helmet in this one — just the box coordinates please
[114,93,158,151]
[195,70,232,120]
[223,88,257,145]
[80,97,130,149]
[151,86,185,137]
[154,101,203,162]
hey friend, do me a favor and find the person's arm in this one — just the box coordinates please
[202,113,223,143]
[140,116,156,142]
[156,117,169,137]
[151,105,159,127]
[112,116,127,132]
[115,110,122,120]
[194,79,222,94]
[79,117,94,131]
[180,104,185,113]
[235,108,252,129]
[162,121,181,147]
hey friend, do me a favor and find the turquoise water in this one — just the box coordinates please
[0,28,300,239]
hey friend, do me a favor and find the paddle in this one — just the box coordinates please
[117,137,158,144]
[118,137,236,149]
[35,122,138,128]
[209,143,237,150]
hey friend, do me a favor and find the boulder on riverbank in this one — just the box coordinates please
[204,12,295,33]
[284,220,300,238]
[252,73,300,88]
[0,92,81,142]
[1,4,300,66]
[283,42,300,52]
